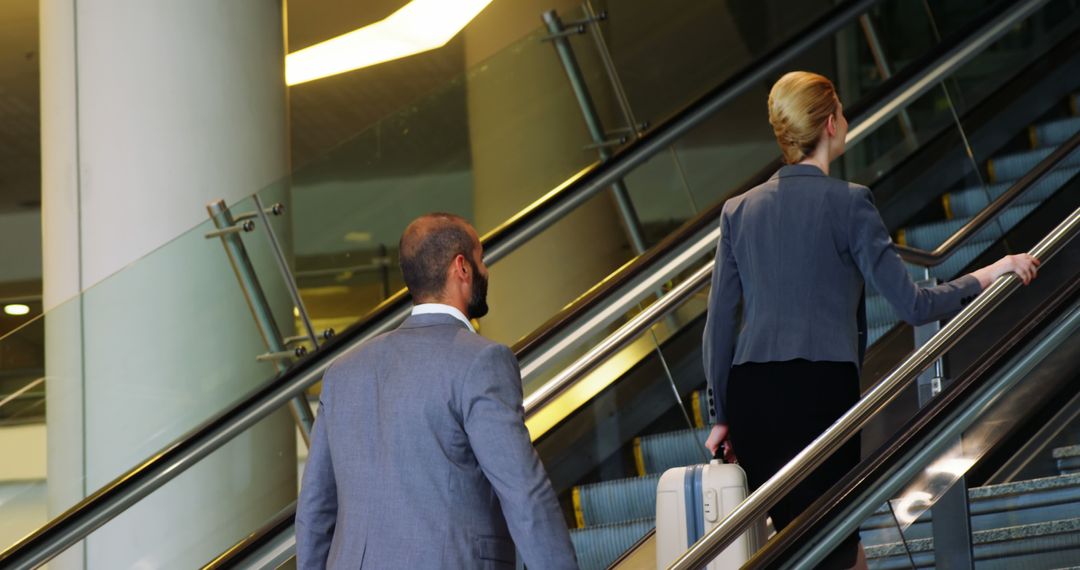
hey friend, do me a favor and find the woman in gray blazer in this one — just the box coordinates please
[701,71,1039,569]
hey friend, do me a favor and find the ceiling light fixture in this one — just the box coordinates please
[4,304,31,316]
[286,0,495,86]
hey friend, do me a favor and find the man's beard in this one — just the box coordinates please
[466,257,489,319]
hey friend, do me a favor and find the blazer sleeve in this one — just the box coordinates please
[848,186,982,325]
[702,210,742,425]
[461,344,579,570]
[296,395,338,570]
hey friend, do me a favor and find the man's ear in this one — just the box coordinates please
[454,254,469,280]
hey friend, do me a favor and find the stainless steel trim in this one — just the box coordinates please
[523,261,713,415]
[668,207,1078,570]
[519,223,718,382]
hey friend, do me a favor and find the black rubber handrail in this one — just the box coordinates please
[203,503,296,569]
[0,1,884,567]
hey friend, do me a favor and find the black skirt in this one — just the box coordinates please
[726,359,861,570]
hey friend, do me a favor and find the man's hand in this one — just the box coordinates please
[705,424,736,463]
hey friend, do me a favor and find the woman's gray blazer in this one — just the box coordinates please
[702,164,982,424]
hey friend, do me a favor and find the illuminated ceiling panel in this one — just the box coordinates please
[286,0,494,86]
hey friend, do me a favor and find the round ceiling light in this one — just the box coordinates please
[4,304,31,316]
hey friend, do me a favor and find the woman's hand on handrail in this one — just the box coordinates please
[971,253,1040,289]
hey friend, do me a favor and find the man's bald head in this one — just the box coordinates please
[399,213,479,301]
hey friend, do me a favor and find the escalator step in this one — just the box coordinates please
[1055,445,1080,475]
[943,165,1077,218]
[988,144,1080,183]
[942,181,1009,218]
[574,474,661,527]
[865,516,1080,570]
[569,518,654,570]
[635,427,711,476]
[692,390,708,428]
[860,473,1080,548]
[868,323,897,346]
[929,238,998,282]
[1032,117,1080,148]
[900,203,1037,251]
[866,295,898,331]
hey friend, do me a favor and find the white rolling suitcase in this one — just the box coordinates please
[656,460,766,569]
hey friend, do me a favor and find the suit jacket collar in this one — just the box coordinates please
[770,163,827,181]
[398,312,471,331]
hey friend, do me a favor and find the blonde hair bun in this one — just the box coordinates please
[768,71,838,164]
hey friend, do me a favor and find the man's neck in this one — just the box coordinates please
[416,297,468,317]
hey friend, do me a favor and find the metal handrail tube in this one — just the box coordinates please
[519,224,719,380]
[668,207,1079,570]
[896,128,1080,266]
[523,261,714,415]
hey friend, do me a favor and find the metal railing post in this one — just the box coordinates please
[542,9,649,256]
[207,200,315,445]
[858,14,918,150]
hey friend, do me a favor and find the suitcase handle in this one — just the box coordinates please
[712,444,728,464]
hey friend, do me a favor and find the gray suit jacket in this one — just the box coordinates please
[703,164,982,424]
[296,313,578,569]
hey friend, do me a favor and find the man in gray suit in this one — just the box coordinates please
[297,213,578,569]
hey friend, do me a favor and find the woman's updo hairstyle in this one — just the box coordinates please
[768,71,839,164]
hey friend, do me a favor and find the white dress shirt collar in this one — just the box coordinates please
[411,303,475,333]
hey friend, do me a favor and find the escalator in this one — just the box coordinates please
[2,0,1078,568]
[212,0,1080,566]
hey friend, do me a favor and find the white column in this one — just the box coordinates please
[40,0,297,567]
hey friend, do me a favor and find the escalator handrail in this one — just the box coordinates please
[0,1,886,567]
[212,14,1080,563]
[514,0,1052,361]
[667,206,1080,569]
[207,0,1065,565]
[203,502,296,569]
[896,130,1080,267]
